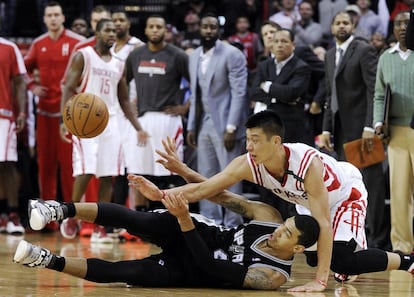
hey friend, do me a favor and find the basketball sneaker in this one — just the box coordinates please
[90,225,119,244]
[13,240,52,268]
[334,273,358,283]
[7,212,25,235]
[28,199,67,230]
[60,218,79,239]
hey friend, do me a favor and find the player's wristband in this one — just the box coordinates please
[315,278,327,288]
[160,190,166,200]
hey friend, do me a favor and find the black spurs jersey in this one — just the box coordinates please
[197,219,293,280]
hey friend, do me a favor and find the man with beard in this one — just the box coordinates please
[125,15,190,212]
[60,19,146,243]
[320,11,388,251]
[186,13,248,228]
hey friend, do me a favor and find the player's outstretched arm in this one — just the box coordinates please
[155,137,282,222]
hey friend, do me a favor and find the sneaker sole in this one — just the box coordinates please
[13,240,30,263]
[29,208,47,231]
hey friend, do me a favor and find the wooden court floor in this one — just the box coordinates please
[0,232,412,297]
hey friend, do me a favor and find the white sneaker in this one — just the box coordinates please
[13,240,52,268]
[90,226,119,244]
[29,199,66,230]
[60,218,79,239]
[7,212,25,235]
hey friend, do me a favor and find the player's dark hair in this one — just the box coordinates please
[294,215,320,248]
[96,18,112,32]
[276,28,295,41]
[331,11,355,25]
[45,1,62,12]
[261,20,282,31]
[245,110,285,141]
[112,9,130,19]
[91,5,110,15]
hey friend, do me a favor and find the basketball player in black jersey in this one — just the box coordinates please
[14,150,320,289]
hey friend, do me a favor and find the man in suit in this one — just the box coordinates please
[320,11,388,249]
[250,28,311,144]
[186,13,249,228]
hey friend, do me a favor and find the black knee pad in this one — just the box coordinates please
[331,240,357,274]
[304,251,318,267]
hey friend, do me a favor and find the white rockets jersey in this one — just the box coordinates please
[110,36,144,61]
[247,143,364,211]
[77,46,124,116]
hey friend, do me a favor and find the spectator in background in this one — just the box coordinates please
[24,2,84,231]
[294,1,323,48]
[370,31,388,54]
[356,0,386,40]
[320,11,388,249]
[228,16,263,83]
[125,15,190,213]
[165,24,181,47]
[407,7,414,50]
[374,10,414,254]
[180,12,202,50]
[0,36,27,235]
[186,14,249,227]
[221,0,263,37]
[269,0,300,30]
[251,28,311,145]
[318,0,348,47]
[70,17,89,38]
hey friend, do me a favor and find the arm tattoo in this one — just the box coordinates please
[244,269,274,289]
[219,200,248,216]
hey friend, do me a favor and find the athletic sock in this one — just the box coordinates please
[398,254,414,271]
[63,202,76,218]
[47,255,65,272]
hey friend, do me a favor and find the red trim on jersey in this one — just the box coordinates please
[324,163,341,191]
[249,154,263,186]
[296,149,316,191]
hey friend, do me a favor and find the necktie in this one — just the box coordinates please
[331,48,344,113]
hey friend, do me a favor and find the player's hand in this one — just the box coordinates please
[224,132,236,151]
[15,114,26,132]
[186,131,197,148]
[156,137,186,175]
[32,85,48,98]
[319,133,333,152]
[309,102,322,115]
[127,174,163,201]
[137,129,149,146]
[361,128,375,152]
[59,123,72,143]
[162,192,189,218]
[288,280,327,292]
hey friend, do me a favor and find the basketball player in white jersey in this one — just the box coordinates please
[129,110,414,292]
[60,19,148,242]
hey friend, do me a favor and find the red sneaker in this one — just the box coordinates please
[119,229,141,242]
[43,221,59,232]
[7,212,25,235]
[60,218,79,239]
[80,221,95,237]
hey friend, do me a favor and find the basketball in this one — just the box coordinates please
[63,93,109,138]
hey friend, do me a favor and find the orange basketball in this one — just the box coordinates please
[63,93,109,138]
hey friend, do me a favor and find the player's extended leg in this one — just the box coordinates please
[29,199,181,245]
[13,240,176,286]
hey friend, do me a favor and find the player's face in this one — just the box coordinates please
[236,17,249,33]
[71,19,88,37]
[145,17,166,45]
[261,24,277,49]
[98,22,117,48]
[91,11,111,32]
[268,217,303,252]
[43,5,65,32]
[246,128,280,164]
[112,12,130,39]
[331,13,354,43]
[272,30,295,62]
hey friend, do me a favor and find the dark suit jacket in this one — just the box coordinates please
[250,55,311,143]
[323,38,378,141]
[250,55,310,105]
